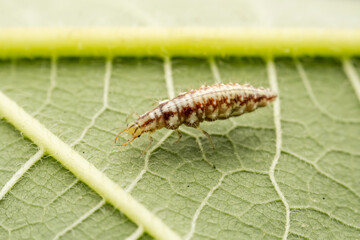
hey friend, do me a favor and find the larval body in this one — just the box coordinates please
[116,83,277,148]
[137,83,277,132]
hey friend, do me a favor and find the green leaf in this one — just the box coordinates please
[1,1,360,240]
[0,56,359,240]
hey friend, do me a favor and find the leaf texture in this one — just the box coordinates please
[0,56,359,240]
[1,0,360,239]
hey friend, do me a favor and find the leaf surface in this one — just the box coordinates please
[0,1,360,240]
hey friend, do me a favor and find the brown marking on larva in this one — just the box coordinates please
[225,95,232,107]
[115,83,277,149]
[195,101,204,120]
[255,96,267,107]
[204,98,213,116]
[158,104,164,116]
[267,94,277,102]
[153,111,159,125]
[247,94,254,101]
[174,102,180,115]
[163,111,174,121]
[220,92,232,111]
[141,111,151,119]
[211,97,218,108]
[181,106,192,118]
[141,118,154,128]
[237,94,245,104]
[133,125,140,134]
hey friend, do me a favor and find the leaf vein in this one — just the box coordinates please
[342,58,360,102]
[295,59,360,124]
[267,59,290,240]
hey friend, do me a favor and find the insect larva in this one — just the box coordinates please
[115,83,277,151]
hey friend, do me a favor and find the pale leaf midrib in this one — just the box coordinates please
[0,86,181,240]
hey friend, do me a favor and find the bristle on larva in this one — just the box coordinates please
[115,83,277,152]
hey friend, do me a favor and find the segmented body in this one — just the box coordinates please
[137,83,276,132]
[115,83,277,148]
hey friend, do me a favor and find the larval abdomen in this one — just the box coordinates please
[140,83,276,130]
[183,83,277,124]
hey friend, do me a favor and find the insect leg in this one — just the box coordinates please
[175,129,182,143]
[142,132,154,155]
[198,126,215,149]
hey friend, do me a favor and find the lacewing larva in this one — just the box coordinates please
[115,83,277,151]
